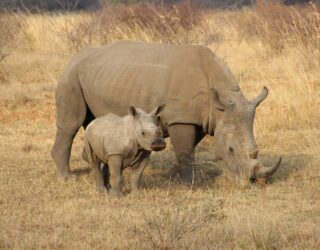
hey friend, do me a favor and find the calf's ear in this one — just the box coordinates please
[150,104,165,117]
[128,106,137,117]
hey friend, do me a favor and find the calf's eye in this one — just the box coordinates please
[229,146,234,153]
[142,131,145,136]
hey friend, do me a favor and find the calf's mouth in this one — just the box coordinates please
[151,139,166,151]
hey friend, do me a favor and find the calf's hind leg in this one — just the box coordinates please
[92,158,105,192]
[51,78,87,179]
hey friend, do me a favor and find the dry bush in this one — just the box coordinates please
[113,199,225,249]
[233,0,320,56]
[0,9,25,63]
[60,1,212,51]
[0,9,26,84]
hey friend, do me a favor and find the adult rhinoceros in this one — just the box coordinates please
[51,40,281,184]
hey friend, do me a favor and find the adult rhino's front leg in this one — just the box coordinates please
[168,124,197,185]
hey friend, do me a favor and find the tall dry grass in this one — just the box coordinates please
[58,1,211,51]
[1,1,320,249]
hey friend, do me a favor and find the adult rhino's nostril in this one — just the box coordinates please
[249,149,259,159]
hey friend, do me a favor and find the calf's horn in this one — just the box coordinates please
[250,157,282,180]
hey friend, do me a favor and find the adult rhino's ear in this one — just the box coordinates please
[150,104,165,117]
[212,89,233,111]
[128,106,138,117]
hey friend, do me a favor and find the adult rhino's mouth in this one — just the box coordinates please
[249,157,282,181]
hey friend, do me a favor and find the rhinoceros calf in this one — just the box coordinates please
[83,105,166,197]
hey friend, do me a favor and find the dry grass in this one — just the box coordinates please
[1,2,320,249]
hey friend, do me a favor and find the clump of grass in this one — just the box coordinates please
[22,143,38,152]
[115,198,225,249]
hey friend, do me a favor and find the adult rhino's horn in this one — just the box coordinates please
[251,86,268,107]
[250,157,282,180]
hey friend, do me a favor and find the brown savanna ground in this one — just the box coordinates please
[0,2,320,249]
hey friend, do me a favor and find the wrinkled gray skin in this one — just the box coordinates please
[83,105,166,198]
[51,40,281,185]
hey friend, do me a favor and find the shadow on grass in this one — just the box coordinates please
[143,151,313,190]
[69,152,313,190]
[71,166,91,176]
[259,153,313,183]
[143,151,221,190]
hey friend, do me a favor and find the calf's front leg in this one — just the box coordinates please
[130,153,151,192]
[108,155,124,198]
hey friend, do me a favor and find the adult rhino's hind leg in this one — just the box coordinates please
[51,77,87,180]
[52,129,78,179]
[168,124,196,185]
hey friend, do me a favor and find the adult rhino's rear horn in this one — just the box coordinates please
[251,86,269,107]
[250,157,282,181]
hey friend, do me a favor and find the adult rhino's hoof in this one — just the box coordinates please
[177,168,194,186]
[167,165,194,185]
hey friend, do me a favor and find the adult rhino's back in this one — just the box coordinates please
[68,41,215,129]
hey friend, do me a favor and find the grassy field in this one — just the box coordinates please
[0,2,320,249]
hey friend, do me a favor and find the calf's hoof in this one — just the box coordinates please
[109,189,124,198]
[96,186,108,193]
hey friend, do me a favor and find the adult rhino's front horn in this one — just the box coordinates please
[249,157,282,181]
[249,87,282,180]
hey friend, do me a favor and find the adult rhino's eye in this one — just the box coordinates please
[229,146,234,153]
[142,131,145,136]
